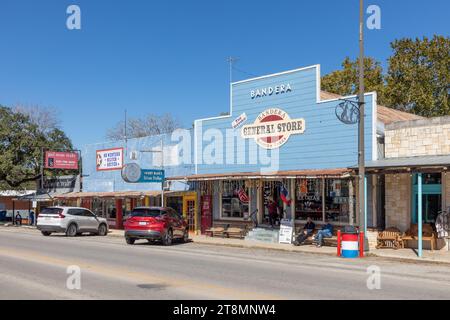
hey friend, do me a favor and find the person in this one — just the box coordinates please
[266,199,278,228]
[293,217,315,246]
[314,220,333,247]
[29,211,35,226]
[15,211,22,226]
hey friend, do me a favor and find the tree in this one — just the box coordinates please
[0,105,73,189]
[106,113,181,141]
[385,36,450,117]
[321,57,386,104]
[12,104,61,134]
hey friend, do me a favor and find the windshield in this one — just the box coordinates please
[130,208,163,217]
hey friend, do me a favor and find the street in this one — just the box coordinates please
[0,228,449,300]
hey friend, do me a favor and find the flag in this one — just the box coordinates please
[280,185,291,206]
[236,187,249,204]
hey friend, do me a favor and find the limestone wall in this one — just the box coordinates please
[385,174,411,232]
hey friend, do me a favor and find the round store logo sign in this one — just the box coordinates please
[121,163,142,183]
[241,108,306,149]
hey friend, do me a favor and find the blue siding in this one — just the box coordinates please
[195,65,376,174]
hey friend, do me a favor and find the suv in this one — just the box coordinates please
[124,207,188,245]
[37,206,109,237]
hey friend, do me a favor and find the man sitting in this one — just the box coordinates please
[314,220,333,248]
[293,217,315,246]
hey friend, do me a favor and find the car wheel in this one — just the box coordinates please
[182,229,189,243]
[98,224,107,236]
[41,231,52,237]
[162,229,173,246]
[126,237,135,245]
[66,223,78,237]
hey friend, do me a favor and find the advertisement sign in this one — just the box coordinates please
[43,175,81,193]
[96,148,123,171]
[278,219,294,244]
[45,151,79,170]
[241,108,305,149]
[231,112,247,129]
[121,163,165,183]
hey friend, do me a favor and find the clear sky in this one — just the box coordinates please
[1,0,449,148]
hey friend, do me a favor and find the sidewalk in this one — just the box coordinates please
[4,225,450,265]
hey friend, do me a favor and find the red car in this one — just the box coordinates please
[124,207,189,246]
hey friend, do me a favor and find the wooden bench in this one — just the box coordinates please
[401,224,437,251]
[295,227,339,247]
[204,224,229,238]
[225,226,248,239]
[376,227,402,249]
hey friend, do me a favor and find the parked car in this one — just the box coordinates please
[124,207,188,245]
[37,206,109,237]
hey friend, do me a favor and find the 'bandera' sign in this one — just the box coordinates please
[241,108,305,149]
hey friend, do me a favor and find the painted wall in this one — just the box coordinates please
[195,65,377,175]
[82,131,194,192]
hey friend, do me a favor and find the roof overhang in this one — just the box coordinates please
[355,155,450,174]
[54,190,174,199]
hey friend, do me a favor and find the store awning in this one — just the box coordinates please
[359,155,450,173]
[54,190,174,199]
[167,168,352,181]
[16,191,55,202]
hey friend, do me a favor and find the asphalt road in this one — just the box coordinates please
[0,228,449,300]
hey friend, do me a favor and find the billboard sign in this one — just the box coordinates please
[122,163,165,183]
[96,148,124,171]
[45,151,79,170]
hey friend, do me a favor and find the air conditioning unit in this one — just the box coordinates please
[129,151,138,160]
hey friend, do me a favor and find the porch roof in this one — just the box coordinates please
[167,168,352,181]
[54,190,174,199]
[362,155,450,172]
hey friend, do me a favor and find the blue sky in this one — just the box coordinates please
[0,0,448,148]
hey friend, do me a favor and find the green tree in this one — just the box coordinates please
[385,36,450,117]
[321,57,386,104]
[0,106,73,189]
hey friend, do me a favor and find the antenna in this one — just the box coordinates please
[124,109,128,157]
[227,56,239,83]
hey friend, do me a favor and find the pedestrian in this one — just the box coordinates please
[15,211,22,226]
[29,211,35,226]
[314,219,333,247]
[293,216,315,246]
[266,199,278,228]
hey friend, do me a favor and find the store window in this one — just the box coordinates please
[325,179,351,223]
[92,198,103,217]
[104,199,116,219]
[295,179,323,221]
[221,181,249,219]
[167,196,183,214]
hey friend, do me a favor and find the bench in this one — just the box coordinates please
[204,224,229,238]
[401,224,437,251]
[225,226,248,239]
[376,227,402,249]
[295,227,339,247]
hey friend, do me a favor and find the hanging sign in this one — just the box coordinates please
[241,108,305,149]
[96,148,124,171]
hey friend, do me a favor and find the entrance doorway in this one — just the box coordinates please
[412,173,442,224]
[261,181,284,226]
[183,195,197,233]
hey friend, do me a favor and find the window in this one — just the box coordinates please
[295,179,323,221]
[67,209,84,216]
[221,181,249,219]
[325,179,351,223]
[130,208,162,217]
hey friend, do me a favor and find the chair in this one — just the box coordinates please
[376,227,402,249]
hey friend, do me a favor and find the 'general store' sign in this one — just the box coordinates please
[241,108,305,149]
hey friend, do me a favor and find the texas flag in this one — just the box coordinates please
[280,185,291,206]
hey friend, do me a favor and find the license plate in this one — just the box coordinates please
[139,222,147,226]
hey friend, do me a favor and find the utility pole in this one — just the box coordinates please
[160,139,165,207]
[227,56,239,83]
[358,0,367,246]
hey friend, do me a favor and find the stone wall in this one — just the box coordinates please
[385,117,450,158]
[385,174,411,232]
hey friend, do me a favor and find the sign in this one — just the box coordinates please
[250,83,292,99]
[335,100,360,125]
[278,219,294,244]
[96,148,123,171]
[231,112,247,129]
[121,163,165,183]
[241,108,306,149]
[45,151,78,170]
[43,175,81,193]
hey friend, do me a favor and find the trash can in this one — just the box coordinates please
[337,227,362,258]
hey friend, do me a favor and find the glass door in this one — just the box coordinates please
[412,173,442,224]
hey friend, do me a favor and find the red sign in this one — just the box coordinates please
[45,151,79,170]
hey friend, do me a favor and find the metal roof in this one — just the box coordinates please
[363,155,450,170]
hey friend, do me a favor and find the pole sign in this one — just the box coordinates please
[45,151,79,170]
[122,163,165,183]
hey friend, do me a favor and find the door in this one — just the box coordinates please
[412,173,442,224]
[201,195,212,234]
[82,209,100,231]
[183,195,197,233]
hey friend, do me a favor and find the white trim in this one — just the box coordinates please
[194,120,198,174]
[231,64,320,86]
[371,92,378,161]
[316,64,321,103]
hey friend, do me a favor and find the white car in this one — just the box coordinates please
[37,206,109,237]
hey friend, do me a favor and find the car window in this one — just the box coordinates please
[82,210,96,217]
[168,208,181,219]
[67,209,84,216]
[40,207,63,215]
[130,208,162,217]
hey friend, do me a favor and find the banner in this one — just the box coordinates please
[96,148,124,171]
[45,151,79,170]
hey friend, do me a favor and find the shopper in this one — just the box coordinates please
[293,217,316,246]
[314,220,333,247]
[267,199,278,228]
[29,211,35,226]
